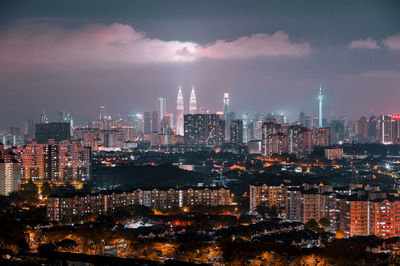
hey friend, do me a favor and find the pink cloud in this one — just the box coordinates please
[348,38,379,49]
[195,31,310,59]
[357,70,400,79]
[0,23,310,68]
[382,34,400,50]
[342,70,400,81]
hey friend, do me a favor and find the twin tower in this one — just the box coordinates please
[176,87,196,136]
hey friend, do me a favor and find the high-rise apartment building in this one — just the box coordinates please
[249,184,287,217]
[261,122,313,158]
[0,144,21,195]
[14,141,91,182]
[230,119,243,144]
[314,128,330,146]
[47,187,234,222]
[184,114,225,146]
[35,122,71,144]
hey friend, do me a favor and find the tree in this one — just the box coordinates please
[20,179,38,204]
[255,203,280,219]
[319,218,330,229]
[41,181,53,197]
[267,206,279,218]
[56,239,78,252]
[305,219,319,231]
[255,203,268,217]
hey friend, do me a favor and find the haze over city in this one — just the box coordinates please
[1,0,399,128]
[1,1,400,265]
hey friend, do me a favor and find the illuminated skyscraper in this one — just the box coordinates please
[98,106,105,121]
[144,111,151,134]
[40,111,48,124]
[158,97,166,121]
[242,113,248,143]
[176,87,184,136]
[223,93,230,142]
[318,84,324,128]
[380,115,393,144]
[189,87,197,114]
[152,111,159,133]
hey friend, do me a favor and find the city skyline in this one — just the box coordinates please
[2,2,400,263]
[0,0,399,127]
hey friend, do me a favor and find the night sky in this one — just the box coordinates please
[0,0,399,128]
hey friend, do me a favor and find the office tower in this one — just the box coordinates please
[330,120,345,144]
[242,113,248,143]
[152,111,159,133]
[348,120,358,141]
[98,106,105,121]
[298,112,306,126]
[392,115,400,143]
[317,84,324,128]
[25,120,35,138]
[368,115,378,142]
[356,116,368,143]
[176,87,184,136]
[230,119,243,144]
[14,140,91,182]
[379,115,392,144]
[223,93,230,142]
[40,111,48,124]
[0,145,21,195]
[168,113,174,129]
[160,112,171,130]
[189,87,197,114]
[128,113,144,138]
[35,122,71,144]
[184,114,225,146]
[144,112,151,134]
[57,111,66,122]
[158,97,166,121]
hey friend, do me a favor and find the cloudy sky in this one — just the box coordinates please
[0,0,399,128]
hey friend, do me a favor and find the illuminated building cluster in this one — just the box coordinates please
[47,187,234,222]
[261,122,314,158]
[250,183,400,238]
[13,140,91,182]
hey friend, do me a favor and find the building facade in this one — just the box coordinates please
[47,187,234,222]
[14,141,91,182]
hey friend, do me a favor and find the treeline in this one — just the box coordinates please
[92,164,209,188]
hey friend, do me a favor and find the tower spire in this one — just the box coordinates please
[189,87,197,114]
